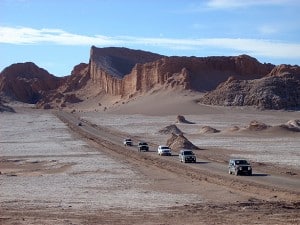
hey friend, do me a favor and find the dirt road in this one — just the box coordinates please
[57,111,300,200]
[1,108,299,225]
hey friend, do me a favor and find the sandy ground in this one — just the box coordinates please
[78,91,300,173]
[1,98,300,224]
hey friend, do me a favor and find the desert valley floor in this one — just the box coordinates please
[0,100,300,225]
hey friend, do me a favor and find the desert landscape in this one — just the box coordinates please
[1,47,300,224]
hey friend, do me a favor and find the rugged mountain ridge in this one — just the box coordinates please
[1,46,299,110]
[89,47,275,96]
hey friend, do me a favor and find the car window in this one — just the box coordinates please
[235,160,248,165]
[184,151,193,155]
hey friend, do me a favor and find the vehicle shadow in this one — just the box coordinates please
[251,173,269,177]
[195,161,211,164]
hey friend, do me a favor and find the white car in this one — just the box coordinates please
[158,145,172,156]
[123,138,132,146]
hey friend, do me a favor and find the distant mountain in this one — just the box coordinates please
[1,46,299,110]
[0,62,62,103]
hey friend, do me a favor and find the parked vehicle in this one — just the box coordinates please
[123,138,133,146]
[158,145,172,156]
[228,159,252,176]
[179,149,196,163]
[138,142,149,152]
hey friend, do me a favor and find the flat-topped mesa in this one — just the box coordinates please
[88,47,275,97]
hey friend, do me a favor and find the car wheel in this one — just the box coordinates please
[229,169,232,175]
[235,170,239,176]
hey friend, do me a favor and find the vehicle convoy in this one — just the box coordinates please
[158,145,172,156]
[123,138,133,146]
[138,142,149,152]
[228,159,252,176]
[179,149,196,163]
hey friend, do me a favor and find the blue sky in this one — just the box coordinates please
[1,0,300,76]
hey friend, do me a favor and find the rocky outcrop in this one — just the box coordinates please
[0,62,61,103]
[158,124,183,135]
[62,63,89,92]
[279,119,300,132]
[246,120,270,131]
[267,64,300,77]
[0,97,15,112]
[198,71,300,110]
[199,126,220,134]
[89,47,275,97]
[176,115,195,124]
[166,133,200,151]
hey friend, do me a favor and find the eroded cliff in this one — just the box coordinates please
[89,47,275,97]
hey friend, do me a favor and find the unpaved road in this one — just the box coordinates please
[57,111,300,199]
[1,108,299,225]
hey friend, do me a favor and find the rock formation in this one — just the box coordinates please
[0,62,61,103]
[166,133,200,151]
[0,97,15,112]
[176,115,195,124]
[198,70,300,110]
[279,119,300,132]
[158,124,183,135]
[89,47,275,97]
[1,46,300,110]
[199,126,220,134]
[246,120,270,131]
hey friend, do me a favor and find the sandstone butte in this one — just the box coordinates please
[0,46,299,110]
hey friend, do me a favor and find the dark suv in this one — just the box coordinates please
[228,159,252,176]
[138,142,149,152]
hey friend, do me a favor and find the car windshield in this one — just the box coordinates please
[139,142,147,145]
[183,151,194,155]
[235,160,248,165]
[125,139,131,141]
[161,146,170,150]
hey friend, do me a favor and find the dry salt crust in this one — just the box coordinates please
[0,110,201,211]
[80,110,300,168]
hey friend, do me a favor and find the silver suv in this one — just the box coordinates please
[179,149,196,163]
[228,159,252,176]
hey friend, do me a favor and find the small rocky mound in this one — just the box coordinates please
[0,98,15,112]
[158,124,183,135]
[166,133,200,151]
[246,120,270,131]
[279,119,300,132]
[36,92,82,109]
[199,126,220,134]
[176,115,195,124]
[225,126,240,132]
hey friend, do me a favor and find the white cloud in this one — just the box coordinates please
[1,26,300,59]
